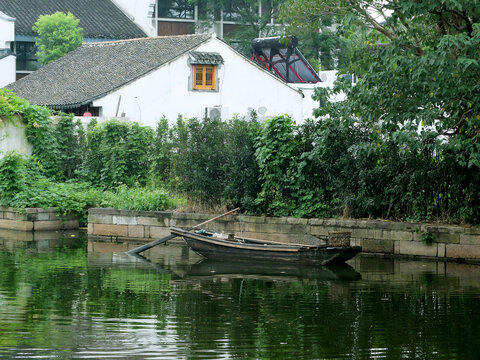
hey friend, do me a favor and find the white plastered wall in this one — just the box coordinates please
[111,0,156,36]
[0,11,16,88]
[0,120,33,159]
[93,36,305,127]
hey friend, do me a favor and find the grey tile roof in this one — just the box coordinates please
[0,0,146,39]
[189,52,224,65]
[0,49,13,60]
[6,34,212,109]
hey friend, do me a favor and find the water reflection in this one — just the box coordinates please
[0,233,479,359]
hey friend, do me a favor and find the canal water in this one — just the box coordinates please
[0,231,479,359]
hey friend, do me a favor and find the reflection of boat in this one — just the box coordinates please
[170,227,362,266]
[184,259,361,281]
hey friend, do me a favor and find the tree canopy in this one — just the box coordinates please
[33,11,83,65]
[301,0,480,222]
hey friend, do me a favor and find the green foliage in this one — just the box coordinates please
[0,152,25,203]
[55,113,85,180]
[101,185,179,211]
[171,116,227,204]
[0,90,60,179]
[420,231,435,245]
[254,115,300,215]
[222,116,261,209]
[80,119,154,188]
[33,11,83,65]
[149,116,173,186]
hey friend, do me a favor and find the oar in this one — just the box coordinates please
[126,207,240,256]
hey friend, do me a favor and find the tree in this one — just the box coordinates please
[33,12,83,65]
[305,0,480,222]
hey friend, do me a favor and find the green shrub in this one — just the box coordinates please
[80,119,154,188]
[0,151,26,203]
[101,185,179,211]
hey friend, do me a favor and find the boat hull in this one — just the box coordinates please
[171,228,361,266]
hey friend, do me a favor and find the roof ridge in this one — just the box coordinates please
[85,33,211,47]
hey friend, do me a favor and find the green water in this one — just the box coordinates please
[0,232,479,359]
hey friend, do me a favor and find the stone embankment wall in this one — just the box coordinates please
[0,207,79,231]
[88,208,480,263]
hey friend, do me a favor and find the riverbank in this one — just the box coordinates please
[88,208,480,264]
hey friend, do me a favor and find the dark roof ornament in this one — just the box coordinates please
[189,51,224,65]
[251,36,320,83]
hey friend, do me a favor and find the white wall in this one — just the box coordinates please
[0,11,15,88]
[111,0,156,36]
[93,36,305,127]
[0,56,16,88]
[0,11,15,49]
[0,120,33,159]
[291,81,347,120]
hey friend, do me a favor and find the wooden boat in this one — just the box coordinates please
[170,227,362,266]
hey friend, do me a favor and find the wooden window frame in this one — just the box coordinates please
[192,64,216,90]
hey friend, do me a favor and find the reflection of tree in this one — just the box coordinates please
[1,245,480,358]
[0,248,172,350]
[170,277,480,359]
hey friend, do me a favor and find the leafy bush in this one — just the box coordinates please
[80,119,154,188]
[0,151,25,203]
[101,185,179,211]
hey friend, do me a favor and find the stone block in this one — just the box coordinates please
[357,238,394,254]
[49,212,59,221]
[336,219,359,228]
[423,225,464,234]
[0,219,34,231]
[93,224,128,237]
[396,241,438,257]
[323,219,342,227]
[446,244,480,259]
[438,243,446,258]
[4,212,16,220]
[244,222,300,235]
[137,216,167,227]
[241,215,266,224]
[464,226,480,235]
[169,218,203,228]
[88,214,113,225]
[172,212,208,221]
[34,221,63,231]
[88,223,94,234]
[378,221,419,232]
[113,215,137,225]
[286,217,308,225]
[310,226,338,236]
[351,228,375,239]
[128,225,145,238]
[89,207,122,216]
[308,218,325,226]
[37,212,51,221]
[265,217,287,224]
[434,232,460,244]
[375,229,412,241]
[216,219,238,232]
[149,226,170,239]
[460,234,480,245]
